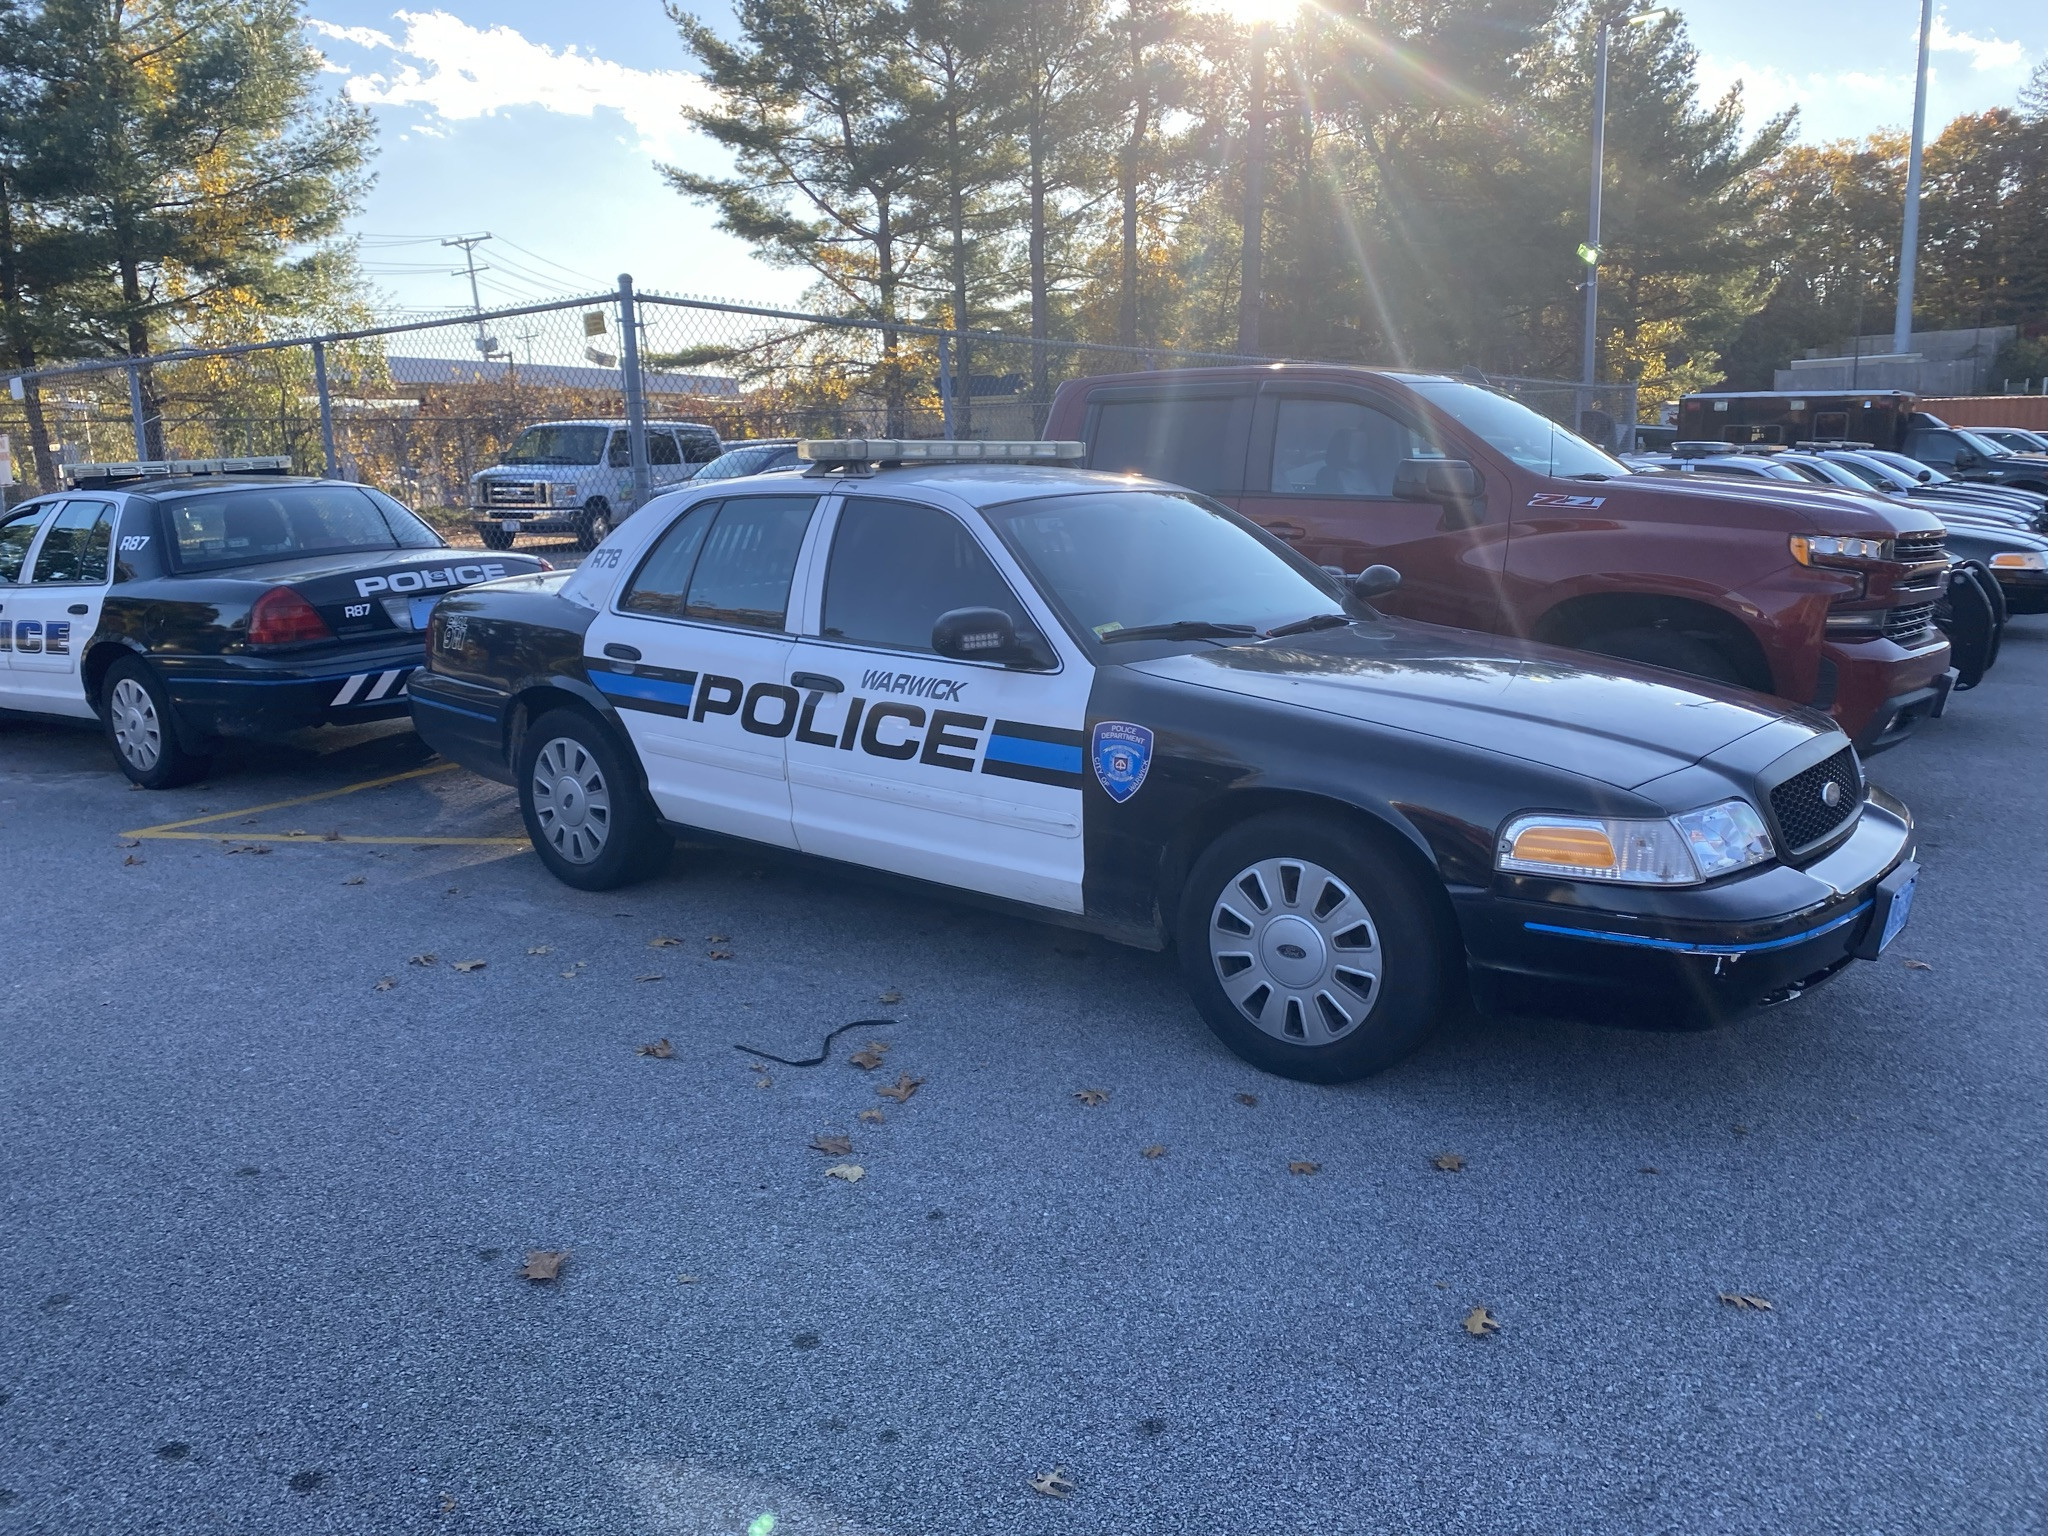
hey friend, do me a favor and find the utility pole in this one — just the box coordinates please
[443,233,497,358]
[1237,23,1270,357]
[1579,19,1611,427]
[1893,0,1934,355]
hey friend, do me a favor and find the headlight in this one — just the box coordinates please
[554,482,580,503]
[1989,551,2047,570]
[1791,533,1889,564]
[1498,799,1774,886]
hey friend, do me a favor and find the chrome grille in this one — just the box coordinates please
[1884,602,1937,642]
[1768,747,1861,854]
[482,480,547,507]
[1893,529,1948,559]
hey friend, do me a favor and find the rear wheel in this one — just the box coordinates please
[516,707,668,889]
[1176,813,1450,1082]
[478,524,516,551]
[1577,626,1748,688]
[574,498,614,552]
[101,656,209,789]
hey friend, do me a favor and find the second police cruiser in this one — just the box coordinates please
[412,440,1920,1081]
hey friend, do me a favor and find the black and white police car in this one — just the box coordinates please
[411,439,1919,1081]
[0,459,549,787]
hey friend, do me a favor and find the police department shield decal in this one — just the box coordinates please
[1092,721,1154,803]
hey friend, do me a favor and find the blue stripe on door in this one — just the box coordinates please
[592,670,696,710]
[983,733,1083,774]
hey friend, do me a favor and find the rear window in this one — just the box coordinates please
[162,486,409,573]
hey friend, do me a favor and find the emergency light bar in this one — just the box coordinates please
[64,456,294,486]
[798,438,1085,466]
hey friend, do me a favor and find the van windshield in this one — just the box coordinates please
[1404,377,1627,480]
[503,425,609,466]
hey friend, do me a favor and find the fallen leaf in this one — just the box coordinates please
[1235,1093,1259,1107]
[824,1164,864,1183]
[1903,958,1932,971]
[118,838,140,848]
[1732,1125,1749,1136]
[439,1493,457,1514]
[452,959,487,973]
[1074,1088,1109,1107]
[849,1041,890,1071]
[123,854,143,866]
[857,1108,885,1125]
[677,1274,697,1284]
[811,1134,853,1156]
[708,949,735,961]
[1463,1306,1500,1337]
[409,953,438,967]
[558,969,579,979]
[637,1038,674,1059]
[1432,1153,1465,1173]
[527,945,552,955]
[878,989,902,1004]
[1718,1292,1773,1311]
[1288,1160,1321,1175]
[878,1072,923,1103]
[1640,1166,1661,1175]
[1141,1144,1166,1159]
[754,1073,772,1089]
[520,1250,567,1282]
[634,972,664,983]
[342,876,365,886]
[287,830,308,837]
[648,936,682,948]
[1027,1468,1076,1499]
[373,977,396,992]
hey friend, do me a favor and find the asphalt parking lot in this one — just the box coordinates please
[3,626,2045,1536]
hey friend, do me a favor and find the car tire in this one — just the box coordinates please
[516,707,669,890]
[574,498,614,552]
[100,655,210,789]
[1175,812,1450,1082]
[1577,626,1749,688]
[478,525,516,551]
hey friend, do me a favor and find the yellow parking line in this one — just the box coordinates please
[121,761,527,847]
[124,762,461,835]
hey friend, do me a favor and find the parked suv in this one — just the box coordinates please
[469,419,720,550]
[1045,367,1954,752]
[1897,422,2048,497]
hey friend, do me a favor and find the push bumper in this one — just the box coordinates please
[1456,788,1917,1027]
[152,647,429,741]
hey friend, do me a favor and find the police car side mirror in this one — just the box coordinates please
[1349,564,1402,600]
[933,606,1021,662]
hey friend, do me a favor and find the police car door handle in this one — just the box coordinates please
[791,670,844,693]
[68,603,89,614]
[603,642,642,661]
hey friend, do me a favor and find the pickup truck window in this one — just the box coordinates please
[1269,397,1437,497]
[1090,394,1243,491]
[1404,376,1625,480]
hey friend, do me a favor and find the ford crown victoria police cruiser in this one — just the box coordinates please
[0,459,547,787]
[411,441,1919,1081]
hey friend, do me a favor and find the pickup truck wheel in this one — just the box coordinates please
[1176,813,1448,1083]
[478,525,516,551]
[1577,626,1747,688]
[574,498,614,552]
[101,656,210,789]
[516,707,668,889]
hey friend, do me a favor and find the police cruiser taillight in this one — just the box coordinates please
[796,438,1085,465]
[248,586,333,646]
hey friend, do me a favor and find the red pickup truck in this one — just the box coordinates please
[1044,366,1955,752]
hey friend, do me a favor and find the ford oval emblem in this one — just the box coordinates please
[1820,780,1843,808]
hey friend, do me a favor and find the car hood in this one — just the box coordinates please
[1610,472,1946,536]
[1124,618,1813,791]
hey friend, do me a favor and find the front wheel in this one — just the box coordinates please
[1577,626,1749,688]
[574,498,614,552]
[101,656,210,789]
[516,707,669,889]
[1176,813,1451,1082]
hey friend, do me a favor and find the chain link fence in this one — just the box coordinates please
[0,276,1639,527]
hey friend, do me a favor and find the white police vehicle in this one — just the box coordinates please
[413,440,1918,1080]
[470,420,720,551]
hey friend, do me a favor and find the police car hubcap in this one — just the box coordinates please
[1210,857,1381,1046]
[109,678,161,770]
[531,736,612,864]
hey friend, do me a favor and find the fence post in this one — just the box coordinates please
[312,341,338,478]
[617,273,652,512]
[937,332,956,440]
[126,364,149,460]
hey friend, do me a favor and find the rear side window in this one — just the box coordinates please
[647,432,682,466]
[1088,394,1247,492]
[0,503,54,582]
[163,486,399,572]
[620,500,719,618]
[30,499,117,583]
[684,496,816,630]
[822,498,1028,654]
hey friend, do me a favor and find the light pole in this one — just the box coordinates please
[1579,9,1664,430]
[1893,0,1935,355]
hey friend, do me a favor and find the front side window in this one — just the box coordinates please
[1403,376,1626,479]
[985,490,1339,643]
[1269,397,1440,497]
[822,498,1030,655]
[30,499,116,584]
[0,503,54,582]
[163,486,401,573]
[504,425,607,466]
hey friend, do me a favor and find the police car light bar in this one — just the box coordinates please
[63,456,295,486]
[797,438,1085,465]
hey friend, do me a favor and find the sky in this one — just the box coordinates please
[304,1,2048,319]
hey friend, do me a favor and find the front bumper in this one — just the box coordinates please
[1456,786,1916,1027]
[152,646,430,742]
[1991,566,2048,615]
[472,508,586,534]
[1822,632,1954,754]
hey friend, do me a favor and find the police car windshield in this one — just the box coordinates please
[503,425,608,466]
[1403,377,1626,479]
[984,490,1341,644]
[162,486,412,573]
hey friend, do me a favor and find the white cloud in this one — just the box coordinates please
[307,11,708,159]
[1695,54,1916,140]
[1928,16,2025,74]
